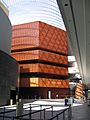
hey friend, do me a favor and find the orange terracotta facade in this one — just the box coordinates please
[20,77,69,88]
[20,63,68,76]
[11,50,68,65]
[11,21,69,92]
[12,22,68,54]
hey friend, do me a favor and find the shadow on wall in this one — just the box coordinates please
[0,50,19,105]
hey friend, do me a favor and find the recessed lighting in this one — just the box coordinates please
[64,3,68,6]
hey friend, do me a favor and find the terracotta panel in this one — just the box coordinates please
[12,21,68,54]
[30,78,69,88]
[39,22,68,54]
[12,29,39,38]
[75,81,83,99]
[11,50,68,65]
[11,22,69,90]
[12,37,39,50]
[20,63,68,76]
[39,50,68,65]
[12,29,39,51]
[11,50,39,61]
[12,21,39,30]
[12,22,39,51]
[19,77,69,89]
[20,78,30,87]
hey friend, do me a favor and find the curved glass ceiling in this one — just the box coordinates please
[6,0,66,30]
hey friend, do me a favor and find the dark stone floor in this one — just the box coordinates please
[0,100,90,120]
[72,103,90,120]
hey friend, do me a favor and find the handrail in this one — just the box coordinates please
[0,104,47,119]
[24,104,40,110]
[48,107,69,120]
[0,103,72,120]
[0,106,16,120]
[0,109,15,114]
[0,115,12,119]
[15,106,52,118]
[48,105,72,120]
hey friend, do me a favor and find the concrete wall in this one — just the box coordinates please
[0,50,19,105]
[0,2,18,105]
[0,3,11,54]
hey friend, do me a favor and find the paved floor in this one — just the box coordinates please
[72,103,90,120]
[0,99,90,120]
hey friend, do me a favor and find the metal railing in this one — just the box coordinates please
[0,106,16,120]
[14,105,53,120]
[48,105,72,120]
[0,104,72,120]
[0,104,53,120]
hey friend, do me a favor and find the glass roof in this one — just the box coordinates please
[5,0,66,30]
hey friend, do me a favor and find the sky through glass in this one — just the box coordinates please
[4,0,66,30]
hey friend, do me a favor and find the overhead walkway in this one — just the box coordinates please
[57,0,90,84]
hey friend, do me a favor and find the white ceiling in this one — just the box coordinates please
[57,0,90,84]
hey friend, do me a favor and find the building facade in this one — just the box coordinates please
[0,1,19,105]
[11,21,69,99]
[6,0,70,99]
